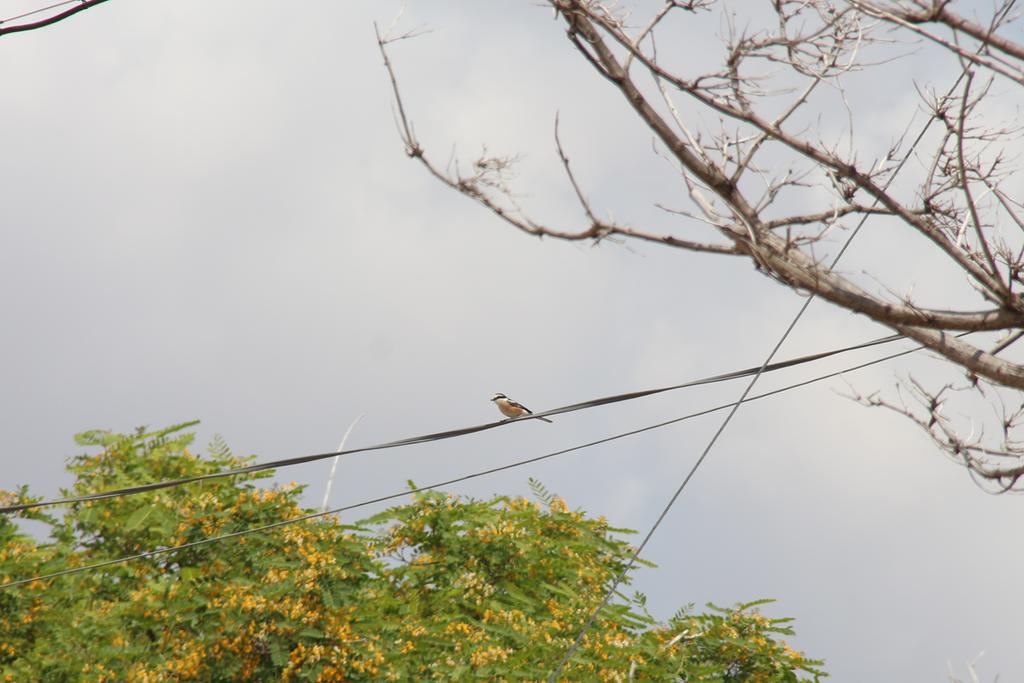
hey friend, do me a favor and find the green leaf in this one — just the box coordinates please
[123,504,155,532]
[270,641,290,667]
[321,584,337,609]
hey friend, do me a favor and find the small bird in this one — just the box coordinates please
[490,393,552,423]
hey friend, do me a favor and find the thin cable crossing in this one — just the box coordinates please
[1,332,902,515]
[0,0,109,36]
[0,0,81,25]
[0,336,946,591]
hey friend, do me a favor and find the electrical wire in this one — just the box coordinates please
[0,336,938,591]
[0,0,109,36]
[1,0,80,24]
[0,332,903,515]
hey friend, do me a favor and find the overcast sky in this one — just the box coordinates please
[2,1,1022,680]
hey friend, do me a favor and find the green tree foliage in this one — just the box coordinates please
[0,424,825,681]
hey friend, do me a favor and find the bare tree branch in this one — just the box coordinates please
[851,0,1024,83]
[378,0,1024,488]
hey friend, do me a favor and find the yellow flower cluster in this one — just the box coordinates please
[505,496,540,512]
[468,645,512,667]
[548,497,569,514]
[444,621,474,637]
[474,519,524,543]
[163,645,204,679]
[453,570,496,604]
[783,642,804,662]
[482,607,534,633]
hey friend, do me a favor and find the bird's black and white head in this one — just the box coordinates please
[490,393,507,402]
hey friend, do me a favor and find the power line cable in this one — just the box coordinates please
[0,332,903,515]
[0,336,947,591]
[0,0,109,36]
[0,0,81,24]
[545,16,1005,678]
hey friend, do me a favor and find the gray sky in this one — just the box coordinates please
[2,1,1022,680]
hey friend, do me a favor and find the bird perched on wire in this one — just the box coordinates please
[490,393,552,423]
